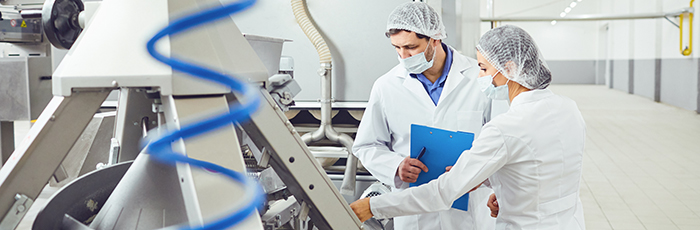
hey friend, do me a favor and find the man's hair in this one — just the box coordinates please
[385,29,431,41]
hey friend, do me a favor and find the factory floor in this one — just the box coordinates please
[550,85,700,230]
[10,85,700,229]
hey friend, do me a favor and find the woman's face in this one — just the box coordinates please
[476,51,508,86]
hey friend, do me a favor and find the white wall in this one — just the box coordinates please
[602,0,697,60]
[609,0,698,111]
[480,0,601,61]
[479,0,699,112]
[479,0,697,60]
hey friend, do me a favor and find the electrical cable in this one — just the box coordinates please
[143,0,264,229]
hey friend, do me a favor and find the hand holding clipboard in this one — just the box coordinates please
[410,124,475,211]
[397,147,429,183]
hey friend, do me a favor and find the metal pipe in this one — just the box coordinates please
[486,0,494,18]
[300,125,324,143]
[328,127,357,198]
[300,65,331,144]
[487,0,496,28]
[317,64,357,198]
[680,0,694,56]
[292,0,357,198]
[319,65,332,131]
[19,10,41,18]
[300,63,357,197]
[482,8,693,22]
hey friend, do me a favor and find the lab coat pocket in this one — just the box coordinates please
[540,192,578,216]
[457,111,483,137]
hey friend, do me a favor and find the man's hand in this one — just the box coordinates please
[350,198,374,222]
[487,193,499,218]
[397,157,428,183]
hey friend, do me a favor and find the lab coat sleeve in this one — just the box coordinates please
[369,124,509,218]
[352,84,406,189]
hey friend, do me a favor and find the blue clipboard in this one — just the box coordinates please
[410,124,474,211]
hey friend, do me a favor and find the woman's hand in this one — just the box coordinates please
[350,197,374,222]
[487,193,499,218]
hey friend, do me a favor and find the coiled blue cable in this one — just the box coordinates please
[144,0,265,229]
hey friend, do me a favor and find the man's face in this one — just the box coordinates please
[390,30,434,60]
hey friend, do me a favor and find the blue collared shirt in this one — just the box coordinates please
[410,43,453,105]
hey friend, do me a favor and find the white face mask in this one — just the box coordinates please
[478,72,509,100]
[398,40,436,74]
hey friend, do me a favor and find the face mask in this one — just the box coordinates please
[478,72,510,100]
[398,40,436,74]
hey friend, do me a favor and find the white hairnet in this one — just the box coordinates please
[386,2,447,40]
[476,25,551,90]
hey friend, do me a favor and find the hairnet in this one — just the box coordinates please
[386,2,447,40]
[476,25,551,90]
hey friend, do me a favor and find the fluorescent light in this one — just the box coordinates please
[564,7,571,13]
[560,12,566,17]
[551,20,557,25]
[570,2,577,7]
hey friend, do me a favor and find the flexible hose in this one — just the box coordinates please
[291,0,357,197]
[291,0,331,64]
[144,0,265,229]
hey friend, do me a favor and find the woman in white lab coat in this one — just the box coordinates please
[351,25,587,230]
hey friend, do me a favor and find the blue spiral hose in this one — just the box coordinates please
[143,0,265,229]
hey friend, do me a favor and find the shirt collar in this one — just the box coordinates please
[439,43,453,85]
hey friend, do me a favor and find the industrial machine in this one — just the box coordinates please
[0,0,368,229]
[0,0,54,165]
[0,0,113,191]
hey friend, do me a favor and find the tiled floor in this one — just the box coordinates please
[9,85,700,229]
[549,85,700,230]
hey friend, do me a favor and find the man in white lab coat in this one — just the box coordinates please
[352,2,496,229]
[351,25,586,230]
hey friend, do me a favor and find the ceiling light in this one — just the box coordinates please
[551,20,557,25]
[560,12,566,17]
[570,2,577,7]
[564,7,571,13]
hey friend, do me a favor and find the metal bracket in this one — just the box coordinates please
[258,147,271,168]
[665,16,680,28]
[0,194,34,230]
[108,138,120,165]
[298,201,309,222]
[261,196,300,230]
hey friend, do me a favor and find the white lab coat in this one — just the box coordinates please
[353,47,496,230]
[369,89,587,230]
